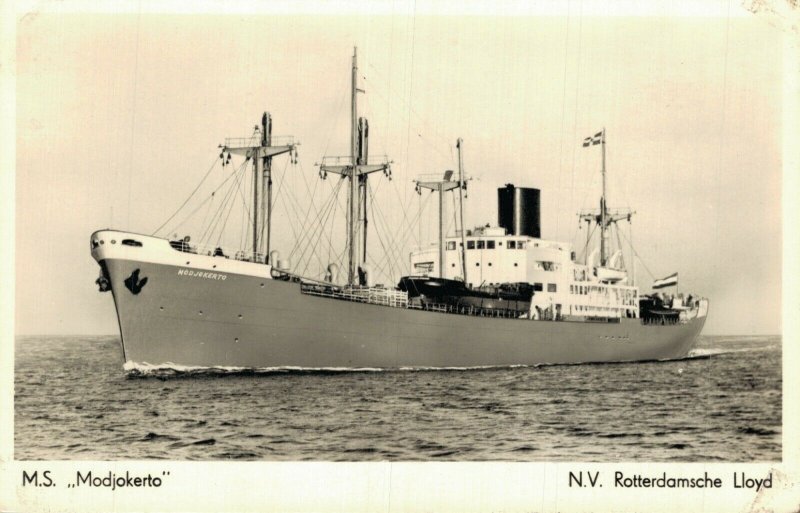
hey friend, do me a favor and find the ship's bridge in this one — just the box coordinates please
[410,226,573,291]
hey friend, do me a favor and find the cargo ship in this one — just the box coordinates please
[91,48,708,373]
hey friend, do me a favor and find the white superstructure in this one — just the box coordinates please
[410,225,639,320]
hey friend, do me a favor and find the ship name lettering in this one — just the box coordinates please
[177,269,227,281]
[70,470,171,490]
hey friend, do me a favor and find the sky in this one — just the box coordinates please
[11,6,787,336]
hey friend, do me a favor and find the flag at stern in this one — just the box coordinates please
[653,272,678,289]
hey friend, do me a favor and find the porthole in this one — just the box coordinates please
[111,240,117,244]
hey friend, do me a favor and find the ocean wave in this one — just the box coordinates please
[123,360,543,377]
[688,345,779,357]
[703,335,780,344]
[123,356,722,377]
[123,361,387,377]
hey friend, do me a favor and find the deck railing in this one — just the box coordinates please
[300,284,409,308]
[408,302,528,319]
[222,135,296,149]
[168,240,269,264]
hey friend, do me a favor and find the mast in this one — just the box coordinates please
[600,126,608,266]
[578,128,634,275]
[262,113,273,262]
[358,118,369,267]
[348,47,359,284]
[223,114,296,264]
[457,138,468,284]
[415,170,459,278]
[318,47,391,286]
[253,143,261,260]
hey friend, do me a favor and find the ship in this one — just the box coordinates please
[90,48,708,373]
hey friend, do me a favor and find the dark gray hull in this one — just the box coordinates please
[102,256,706,370]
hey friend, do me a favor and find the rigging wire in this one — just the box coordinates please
[295,178,346,277]
[270,158,302,245]
[288,179,341,263]
[198,160,247,247]
[296,178,346,272]
[578,222,597,263]
[233,162,254,235]
[214,166,248,250]
[165,157,246,238]
[300,179,347,277]
[283,160,321,259]
[613,222,627,271]
[239,161,251,251]
[151,155,222,236]
[198,190,215,238]
[364,63,454,163]
[274,158,335,274]
[617,227,656,282]
[202,167,244,249]
[559,6,574,244]
[366,181,399,280]
[369,186,432,279]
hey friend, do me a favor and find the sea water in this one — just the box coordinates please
[14,335,781,461]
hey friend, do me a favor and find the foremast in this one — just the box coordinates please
[319,47,392,286]
[222,114,298,263]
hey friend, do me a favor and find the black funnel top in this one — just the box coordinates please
[497,184,540,238]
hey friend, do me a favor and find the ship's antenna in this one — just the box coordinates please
[457,138,468,285]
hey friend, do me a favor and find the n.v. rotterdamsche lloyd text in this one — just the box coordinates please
[568,470,773,491]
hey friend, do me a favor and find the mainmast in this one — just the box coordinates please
[319,47,391,286]
[600,126,608,266]
[349,48,359,284]
[579,128,634,271]
[223,114,297,263]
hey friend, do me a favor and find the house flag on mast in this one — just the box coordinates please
[582,129,605,147]
[653,272,678,289]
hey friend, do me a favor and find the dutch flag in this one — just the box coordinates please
[653,272,678,289]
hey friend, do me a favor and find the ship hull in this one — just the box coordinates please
[95,234,706,370]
